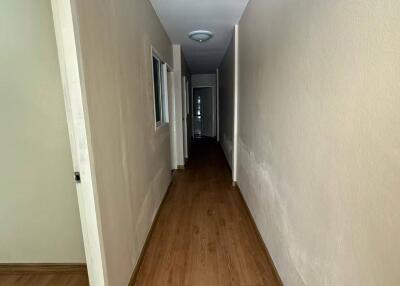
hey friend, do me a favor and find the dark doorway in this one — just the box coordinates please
[193,87,213,138]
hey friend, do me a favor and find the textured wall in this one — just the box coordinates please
[238,1,400,285]
[219,33,235,168]
[0,0,85,263]
[73,0,173,285]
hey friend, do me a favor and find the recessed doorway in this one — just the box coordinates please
[192,87,214,139]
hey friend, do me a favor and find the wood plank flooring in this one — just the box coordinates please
[0,272,89,286]
[133,139,280,286]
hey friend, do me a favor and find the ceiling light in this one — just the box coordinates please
[188,30,213,43]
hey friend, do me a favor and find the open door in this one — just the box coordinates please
[51,0,108,285]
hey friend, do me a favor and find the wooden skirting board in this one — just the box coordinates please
[0,263,87,275]
[128,178,175,285]
[235,185,284,286]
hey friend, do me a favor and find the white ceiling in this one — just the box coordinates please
[150,0,249,73]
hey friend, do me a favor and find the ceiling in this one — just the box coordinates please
[150,0,249,73]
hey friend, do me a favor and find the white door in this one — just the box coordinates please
[52,1,108,285]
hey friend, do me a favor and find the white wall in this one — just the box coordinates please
[0,0,85,263]
[71,0,173,285]
[218,33,235,168]
[238,1,400,285]
[191,74,217,138]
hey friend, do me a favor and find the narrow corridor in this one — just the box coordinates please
[133,140,280,286]
[2,0,400,285]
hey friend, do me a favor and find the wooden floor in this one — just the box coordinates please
[133,139,280,286]
[0,271,89,286]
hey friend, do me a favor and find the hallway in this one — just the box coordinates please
[133,140,280,286]
[2,0,400,285]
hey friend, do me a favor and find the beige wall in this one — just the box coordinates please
[219,33,235,168]
[0,0,85,263]
[238,1,400,285]
[73,0,173,285]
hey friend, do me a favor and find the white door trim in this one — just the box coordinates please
[216,69,220,142]
[167,70,178,169]
[182,76,188,159]
[232,24,239,183]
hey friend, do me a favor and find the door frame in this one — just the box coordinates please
[232,24,239,183]
[182,76,188,159]
[167,69,177,169]
[192,86,215,138]
[216,69,220,142]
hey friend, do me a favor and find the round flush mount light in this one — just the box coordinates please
[188,30,214,43]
